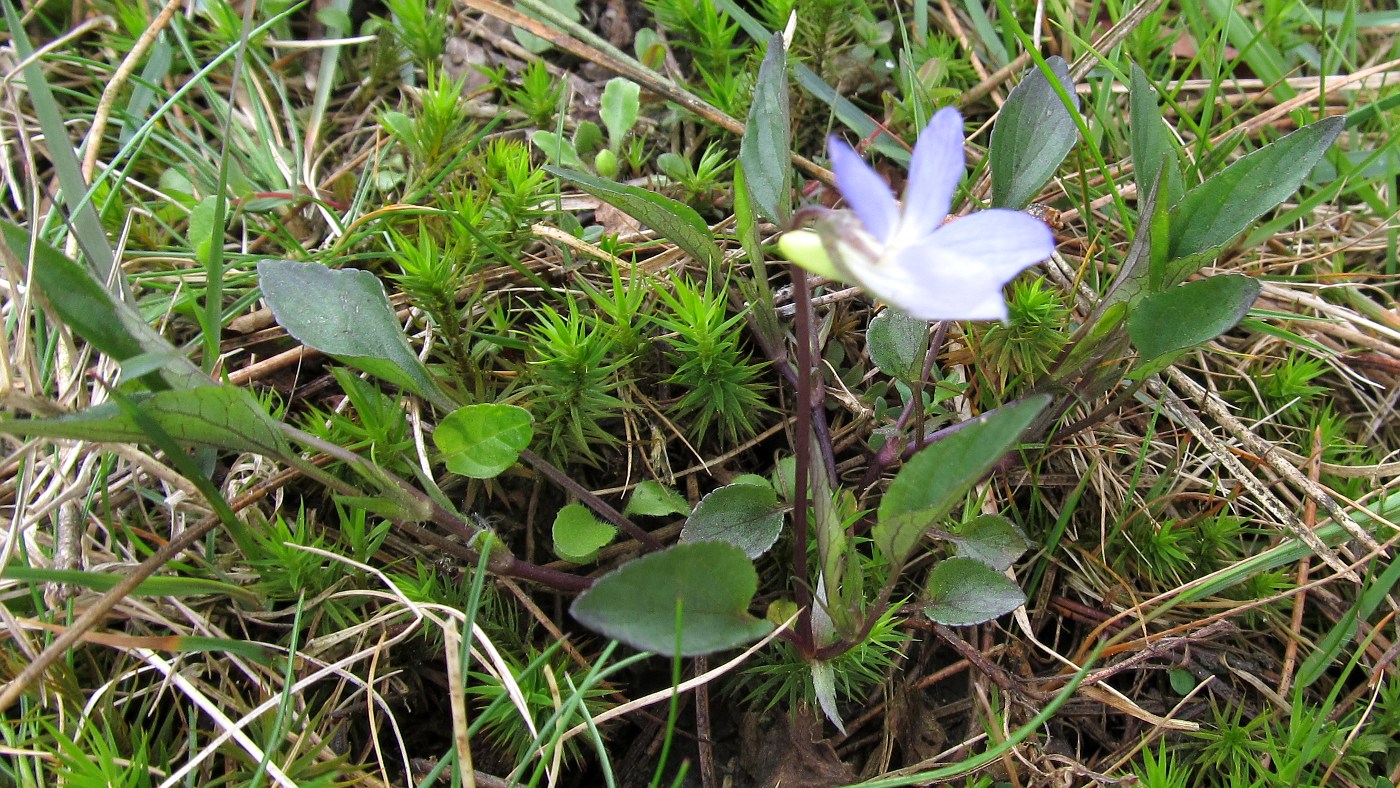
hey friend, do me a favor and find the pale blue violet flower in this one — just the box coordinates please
[779,106,1055,322]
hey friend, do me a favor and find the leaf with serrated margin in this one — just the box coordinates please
[681,483,785,559]
[258,260,454,409]
[0,386,292,459]
[1164,116,1343,286]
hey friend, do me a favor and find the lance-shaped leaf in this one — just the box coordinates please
[0,222,206,390]
[739,29,792,225]
[545,166,723,268]
[571,541,772,656]
[0,386,292,459]
[1128,274,1261,366]
[990,56,1080,210]
[1165,116,1343,284]
[873,395,1048,567]
[258,260,455,409]
[1129,64,1186,208]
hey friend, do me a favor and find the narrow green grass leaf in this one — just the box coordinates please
[2,0,115,280]
[681,483,784,559]
[710,0,907,162]
[739,30,792,225]
[0,386,293,459]
[990,56,1079,210]
[923,558,1025,626]
[874,395,1049,567]
[1165,117,1344,284]
[545,166,723,268]
[570,542,771,656]
[258,260,455,409]
[2,566,259,604]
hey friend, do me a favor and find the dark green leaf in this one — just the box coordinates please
[0,222,206,390]
[923,558,1025,626]
[0,386,292,459]
[546,166,723,268]
[623,481,690,518]
[1129,65,1185,208]
[874,396,1049,566]
[990,56,1079,210]
[867,308,928,382]
[433,404,533,479]
[681,483,784,559]
[739,30,792,225]
[570,542,772,656]
[1127,274,1261,362]
[258,260,454,409]
[2,566,259,603]
[945,514,1030,571]
[1165,116,1343,283]
[552,503,616,563]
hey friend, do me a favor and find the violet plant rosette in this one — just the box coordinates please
[779,106,1056,321]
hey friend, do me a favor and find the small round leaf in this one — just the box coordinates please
[434,404,533,479]
[552,504,616,563]
[923,558,1026,626]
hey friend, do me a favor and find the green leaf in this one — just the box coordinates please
[531,130,586,170]
[923,558,1025,626]
[1165,116,1343,283]
[257,260,454,409]
[188,196,220,265]
[0,386,292,459]
[545,166,723,268]
[1128,65,1184,208]
[1127,274,1261,363]
[1169,669,1197,695]
[681,483,784,559]
[552,503,616,563]
[433,404,533,479]
[2,566,259,604]
[623,480,690,518]
[0,221,206,390]
[599,78,640,150]
[570,542,772,656]
[739,30,792,225]
[945,514,1030,571]
[867,308,928,382]
[510,0,580,53]
[874,396,1049,567]
[1096,166,1170,314]
[989,56,1079,210]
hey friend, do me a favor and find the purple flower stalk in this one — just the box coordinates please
[782,107,1055,322]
